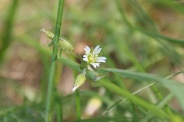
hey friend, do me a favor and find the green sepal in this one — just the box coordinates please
[76,53,82,61]
[57,49,62,59]
[48,41,54,47]
[58,39,73,53]
[72,73,86,92]
[80,62,88,70]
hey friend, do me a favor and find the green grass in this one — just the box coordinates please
[0,0,184,122]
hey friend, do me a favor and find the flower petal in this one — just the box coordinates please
[91,63,100,68]
[84,46,90,54]
[96,57,106,62]
[93,45,100,54]
[94,45,99,52]
[83,55,87,58]
[83,57,88,62]
[96,48,102,55]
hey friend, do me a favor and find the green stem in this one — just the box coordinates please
[54,88,63,122]
[75,90,81,120]
[45,0,64,122]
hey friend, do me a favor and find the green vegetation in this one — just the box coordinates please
[0,0,184,122]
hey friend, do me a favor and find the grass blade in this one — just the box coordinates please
[102,68,184,111]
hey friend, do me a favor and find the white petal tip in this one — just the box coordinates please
[72,86,78,92]
[72,88,76,92]
[40,29,45,32]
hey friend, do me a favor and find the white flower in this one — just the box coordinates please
[83,45,106,68]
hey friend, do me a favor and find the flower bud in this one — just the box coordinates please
[40,29,73,53]
[58,38,74,53]
[72,73,86,92]
[40,29,54,39]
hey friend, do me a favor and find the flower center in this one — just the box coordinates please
[88,53,96,63]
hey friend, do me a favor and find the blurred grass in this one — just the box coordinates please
[0,0,18,64]
[1,0,184,122]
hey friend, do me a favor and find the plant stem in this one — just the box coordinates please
[75,90,81,120]
[45,0,64,122]
[54,88,63,122]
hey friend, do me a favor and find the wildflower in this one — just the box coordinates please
[83,45,106,68]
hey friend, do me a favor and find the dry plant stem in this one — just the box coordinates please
[45,0,64,122]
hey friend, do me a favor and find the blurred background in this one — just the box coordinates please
[1,0,184,121]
